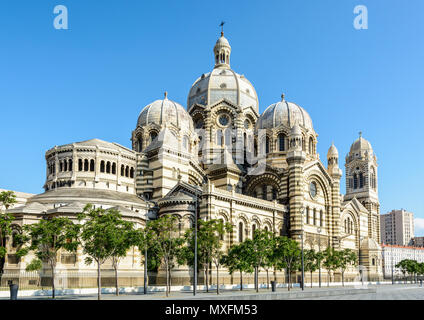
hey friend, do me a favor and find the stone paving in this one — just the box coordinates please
[5,283,423,300]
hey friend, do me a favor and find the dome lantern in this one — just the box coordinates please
[213,31,231,69]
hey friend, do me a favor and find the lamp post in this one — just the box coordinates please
[359,236,364,286]
[300,206,305,291]
[317,227,322,288]
[194,197,198,296]
[391,245,394,285]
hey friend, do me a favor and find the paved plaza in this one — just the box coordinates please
[3,284,423,300]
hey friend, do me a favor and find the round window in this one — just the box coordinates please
[244,119,250,129]
[309,181,317,198]
[218,114,229,126]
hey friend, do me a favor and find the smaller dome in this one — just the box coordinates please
[327,143,339,158]
[215,33,230,48]
[137,93,193,132]
[257,96,314,132]
[350,133,373,154]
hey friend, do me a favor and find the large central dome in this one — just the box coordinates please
[187,33,259,112]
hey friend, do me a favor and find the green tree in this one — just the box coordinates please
[337,249,357,286]
[77,204,132,300]
[222,243,253,291]
[0,191,17,272]
[180,219,231,294]
[209,220,232,294]
[243,229,273,292]
[148,215,184,297]
[323,247,339,286]
[16,216,79,298]
[132,224,156,293]
[396,259,412,283]
[304,249,318,288]
[108,217,136,296]
[273,236,301,291]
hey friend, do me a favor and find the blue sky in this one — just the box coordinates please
[1,1,423,234]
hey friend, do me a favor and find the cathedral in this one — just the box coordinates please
[3,32,383,286]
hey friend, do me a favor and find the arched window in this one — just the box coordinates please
[121,165,125,176]
[100,161,105,173]
[238,222,244,242]
[68,159,73,171]
[320,210,323,226]
[264,226,269,232]
[138,137,143,152]
[182,136,188,151]
[272,188,277,200]
[265,136,270,154]
[59,161,63,172]
[302,136,306,151]
[313,208,316,226]
[252,224,256,238]
[90,160,95,172]
[306,207,310,224]
[353,173,358,189]
[106,162,111,174]
[252,190,257,198]
[150,131,157,143]
[344,219,348,233]
[359,172,364,188]
[217,129,223,146]
[112,163,116,174]
[64,160,68,172]
[254,139,258,157]
[78,159,83,171]
[262,185,267,200]
[371,168,377,190]
[309,137,314,154]
[130,167,134,178]
[224,129,231,146]
[125,166,129,177]
[84,159,89,172]
[278,133,285,151]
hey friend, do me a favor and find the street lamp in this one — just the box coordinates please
[317,227,322,288]
[194,197,198,296]
[391,245,394,285]
[299,206,305,291]
[359,236,364,286]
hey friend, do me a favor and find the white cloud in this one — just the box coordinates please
[414,218,424,231]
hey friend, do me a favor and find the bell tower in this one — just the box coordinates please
[345,132,380,241]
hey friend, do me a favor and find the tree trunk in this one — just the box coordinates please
[51,264,56,299]
[342,271,344,287]
[327,271,330,287]
[169,265,172,295]
[165,261,169,297]
[114,264,119,296]
[205,264,209,293]
[287,268,291,291]
[216,265,219,295]
[266,269,269,290]
[311,271,313,288]
[97,261,102,300]
[240,270,243,291]
[255,267,259,292]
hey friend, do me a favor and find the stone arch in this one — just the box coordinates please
[246,172,281,198]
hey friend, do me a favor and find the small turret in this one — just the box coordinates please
[327,142,342,179]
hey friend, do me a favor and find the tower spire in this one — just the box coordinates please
[219,21,225,36]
